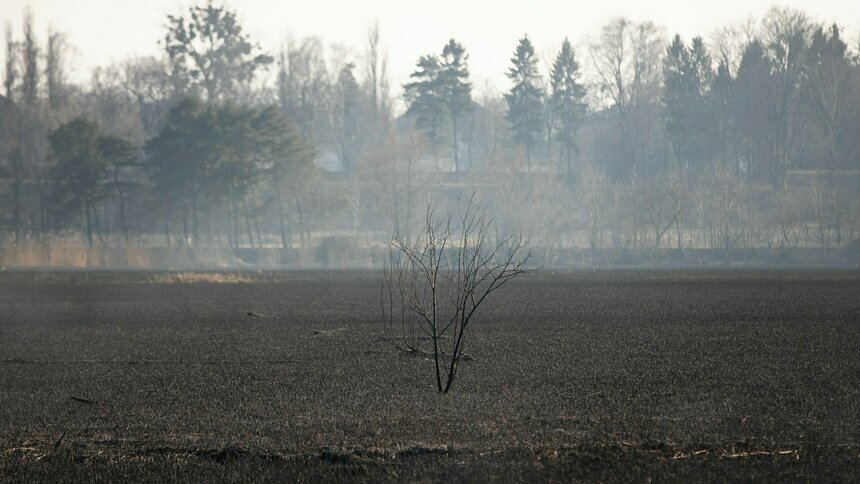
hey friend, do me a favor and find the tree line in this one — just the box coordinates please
[0,4,859,252]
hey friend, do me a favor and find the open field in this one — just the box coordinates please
[1,270,859,481]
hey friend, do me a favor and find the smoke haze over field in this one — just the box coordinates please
[1,0,860,269]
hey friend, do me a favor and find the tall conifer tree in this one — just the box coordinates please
[550,38,587,177]
[505,35,544,165]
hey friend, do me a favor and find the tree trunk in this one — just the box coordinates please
[36,174,48,240]
[84,202,93,247]
[190,188,199,247]
[243,197,255,248]
[254,211,263,248]
[452,115,459,172]
[164,211,172,248]
[182,206,190,246]
[566,142,573,182]
[230,185,240,248]
[12,155,21,244]
[114,166,129,245]
[275,182,289,249]
[295,197,306,248]
[93,205,106,246]
[430,283,443,394]
[467,110,474,170]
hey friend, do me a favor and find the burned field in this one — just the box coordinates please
[0,271,858,481]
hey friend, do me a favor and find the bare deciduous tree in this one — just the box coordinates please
[365,19,390,135]
[579,164,608,249]
[667,168,690,250]
[644,177,673,248]
[382,192,534,394]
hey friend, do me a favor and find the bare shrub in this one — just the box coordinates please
[381,191,535,394]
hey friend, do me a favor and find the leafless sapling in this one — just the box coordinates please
[381,192,534,394]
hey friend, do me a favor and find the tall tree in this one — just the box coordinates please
[3,23,23,242]
[591,18,664,181]
[254,106,315,248]
[45,27,70,115]
[20,10,38,108]
[213,104,266,247]
[733,40,775,181]
[20,9,49,237]
[276,37,330,144]
[365,20,391,136]
[805,24,855,170]
[404,55,446,150]
[628,21,666,175]
[334,62,362,171]
[591,18,632,180]
[505,35,544,165]
[550,38,587,178]
[708,60,737,173]
[3,23,16,100]
[119,56,174,140]
[662,35,713,172]
[163,2,272,103]
[49,118,109,246]
[762,6,813,190]
[439,39,472,171]
[662,34,691,168]
[146,97,214,245]
[98,134,138,245]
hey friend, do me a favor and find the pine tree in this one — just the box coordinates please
[505,35,544,165]
[404,55,446,150]
[439,39,472,171]
[49,118,109,246]
[550,38,587,178]
[662,35,691,165]
[253,106,315,249]
[688,37,714,165]
[662,35,713,172]
[146,97,213,245]
[98,135,138,245]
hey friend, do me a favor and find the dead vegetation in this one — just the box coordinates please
[147,272,259,284]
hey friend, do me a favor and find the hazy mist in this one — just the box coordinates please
[1,1,859,269]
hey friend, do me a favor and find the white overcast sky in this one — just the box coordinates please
[2,0,859,97]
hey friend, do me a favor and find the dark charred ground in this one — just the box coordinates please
[0,270,858,482]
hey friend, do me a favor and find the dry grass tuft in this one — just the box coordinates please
[147,272,257,284]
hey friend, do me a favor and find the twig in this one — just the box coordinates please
[53,430,67,450]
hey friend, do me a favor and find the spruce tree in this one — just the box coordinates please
[662,35,713,172]
[709,61,735,164]
[404,55,446,150]
[662,35,693,170]
[439,39,472,171]
[505,35,544,165]
[550,38,587,178]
